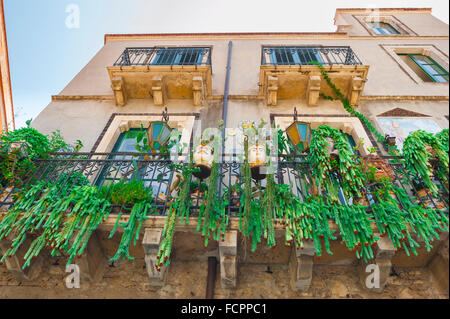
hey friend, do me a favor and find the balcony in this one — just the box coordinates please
[1,151,448,289]
[260,46,369,106]
[1,152,448,217]
[107,47,213,107]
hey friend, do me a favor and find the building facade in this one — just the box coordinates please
[0,0,14,132]
[0,8,448,299]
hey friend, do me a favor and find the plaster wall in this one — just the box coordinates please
[56,38,448,98]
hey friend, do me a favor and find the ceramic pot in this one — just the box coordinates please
[193,144,214,179]
[249,143,267,181]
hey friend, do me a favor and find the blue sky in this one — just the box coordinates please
[4,0,449,128]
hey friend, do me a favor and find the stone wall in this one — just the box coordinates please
[0,230,448,299]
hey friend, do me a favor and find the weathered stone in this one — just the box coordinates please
[219,231,238,289]
[290,242,315,292]
[306,75,321,106]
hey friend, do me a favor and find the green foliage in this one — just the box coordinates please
[308,125,365,202]
[403,130,449,196]
[99,179,153,206]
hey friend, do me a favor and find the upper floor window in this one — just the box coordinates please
[398,54,449,83]
[114,47,211,66]
[367,22,400,35]
[262,46,362,66]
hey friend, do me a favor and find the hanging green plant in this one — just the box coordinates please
[0,172,110,268]
[308,125,365,202]
[403,130,449,196]
[155,151,199,271]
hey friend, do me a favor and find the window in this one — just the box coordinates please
[152,48,206,66]
[340,131,360,156]
[367,22,400,35]
[96,128,174,197]
[268,47,324,65]
[398,54,449,83]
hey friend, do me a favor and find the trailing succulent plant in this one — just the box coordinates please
[403,130,449,196]
[0,172,112,268]
[308,125,365,202]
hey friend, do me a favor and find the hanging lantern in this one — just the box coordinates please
[147,108,172,151]
[249,142,267,180]
[286,121,312,153]
[193,143,214,179]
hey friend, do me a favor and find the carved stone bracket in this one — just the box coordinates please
[192,76,204,106]
[143,228,167,286]
[111,76,126,106]
[290,241,315,291]
[219,230,238,289]
[152,76,166,106]
[359,235,395,293]
[306,75,322,106]
[349,76,364,107]
[267,76,278,106]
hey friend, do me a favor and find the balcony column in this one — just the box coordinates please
[267,76,278,106]
[349,76,364,107]
[306,75,321,106]
[359,235,395,293]
[192,76,204,106]
[152,76,166,106]
[290,241,315,291]
[111,76,126,106]
[143,228,168,286]
[219,230,238,289]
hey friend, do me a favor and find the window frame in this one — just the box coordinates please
[401,54,449,83]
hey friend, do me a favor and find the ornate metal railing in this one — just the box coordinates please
[261,46,363,66]
[1,153,448,217]
[114,47,212,66]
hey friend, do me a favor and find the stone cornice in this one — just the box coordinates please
[104,33,448,44]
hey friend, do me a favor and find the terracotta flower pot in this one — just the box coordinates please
[362,154,394,183]
[416,188,445,209]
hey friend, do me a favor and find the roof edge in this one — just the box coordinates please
[104,32,348,44]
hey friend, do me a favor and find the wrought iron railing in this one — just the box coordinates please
[1,153,448,218]
[261,46,363,66]
[114,47,212,66]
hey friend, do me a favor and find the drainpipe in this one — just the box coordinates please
[205,41,232,300]
[222,41,233,142]
[205,256,217,299]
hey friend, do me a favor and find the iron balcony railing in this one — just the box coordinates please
[262,46,363,66]
[1,153,448,218]
[114,47,212,67]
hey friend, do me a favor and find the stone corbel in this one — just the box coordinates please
[192,76,204,106]
[267,76,278,106]
[290,241,315,292]
[306,75,322,106]
[73,231,106,283]
[219,230,238,289]
[152,76,166,106]
[0,238,44,282]
[111,76,126,107]
[143,228,167,286]
[359,235,395,293]
[349,76,364,107]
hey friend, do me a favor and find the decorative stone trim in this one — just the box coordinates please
[379,44,449,84]
[274,115,373,156]
[377,108,431,117]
